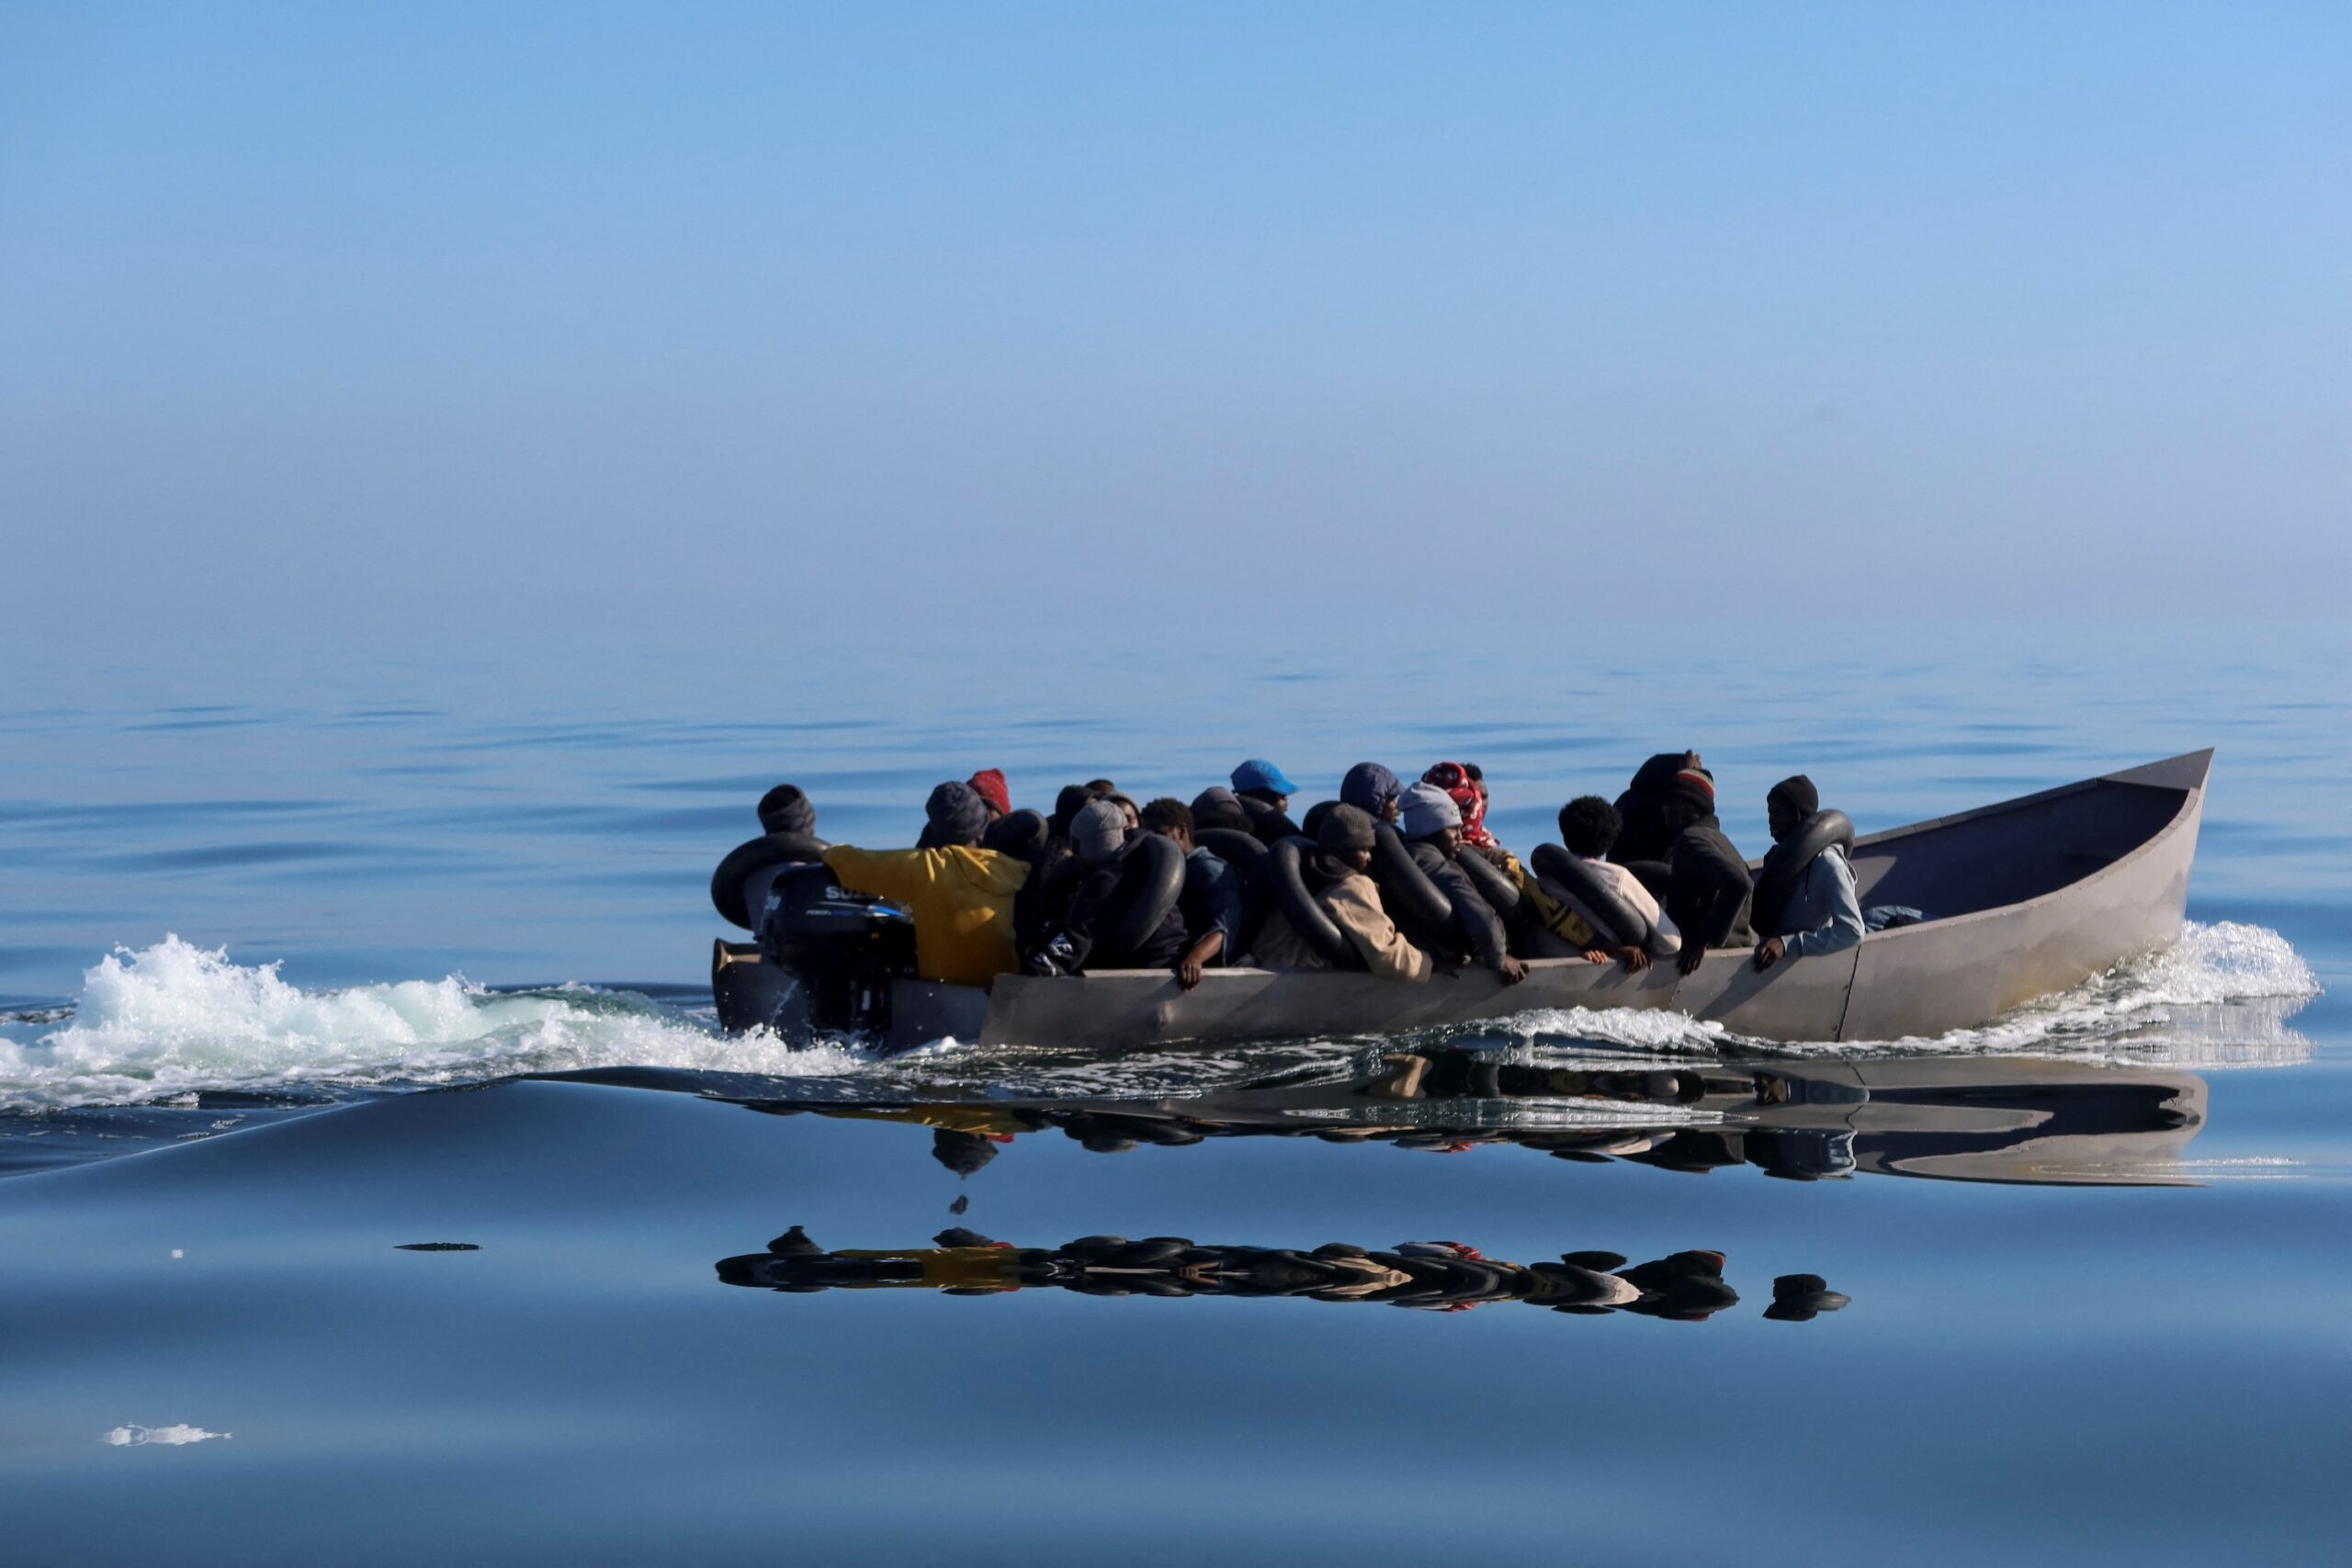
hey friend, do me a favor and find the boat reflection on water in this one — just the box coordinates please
[739,1053,2210,1188]
[717,1226,1849,1322]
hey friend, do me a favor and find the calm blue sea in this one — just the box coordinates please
[1,621,2346,1565]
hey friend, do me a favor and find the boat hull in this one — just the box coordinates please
[718,750,2211,1051]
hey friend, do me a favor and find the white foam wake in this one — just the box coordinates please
[1487,921,2320,1069]
[1869,920,2322,1066]
[0,936,870,1111]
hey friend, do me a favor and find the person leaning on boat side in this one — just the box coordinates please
[1658,767,1755,976]
[1029,799,1188,975]
[1752,775,1863,972]
[1230,758,1306,844]
[1141,797,1247,989]
[819,781,1031,987]
[1555,795,1681,970]
[1398,783,1528,986]
[1247,805,1435,981]
[1340,761,1404,823]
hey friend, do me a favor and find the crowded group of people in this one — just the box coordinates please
[718,751,1891,992]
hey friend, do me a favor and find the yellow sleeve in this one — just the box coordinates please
[821,846,919,903]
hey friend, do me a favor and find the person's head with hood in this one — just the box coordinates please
[1340,762,1403,822]
[1230,758,1300,808]
[1398,782,1464,857]
[1423,761,1496,850]
[966,770,1011,822]
[917,780,989,850]
[1766,774,1821,843]
[1316,802,1378,874]
[1189,786,1253,833]
[757,784,816,836]
[1630,751,1704,795]
[1662,765,1719,832]
[1069,797,1130,865]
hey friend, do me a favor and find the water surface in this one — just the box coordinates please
[2,624,2345,1564]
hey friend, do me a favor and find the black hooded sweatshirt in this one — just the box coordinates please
[1051,842,1189,972]
[1613,752,1700,866]
[1666,816,1755,950]
[1402,839,1510,969]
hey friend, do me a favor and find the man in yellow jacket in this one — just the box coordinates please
[820,781,1031,987]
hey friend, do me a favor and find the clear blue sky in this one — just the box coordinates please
[4,2,2346,656]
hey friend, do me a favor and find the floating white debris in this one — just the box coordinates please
[104,1424,230,1446]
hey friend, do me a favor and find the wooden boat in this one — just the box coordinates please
[713,750,2211,1050]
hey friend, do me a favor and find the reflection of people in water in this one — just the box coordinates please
[716,1226,1847,1323]
[740,1048,2209,1190]
[931,1129,1001,1178]
[1362,1052,1708,1107]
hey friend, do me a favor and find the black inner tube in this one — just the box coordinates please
[1194,827,1269,880]
[1269,836,1364,970]
[710,831,829,929]
[1370,823,1456,949]
[1455,845,1521,919]
[1089,831,1188,961]
[1241,795,1303,844]
[1193,827,1271,953]
[1529,843,1653,950]
[1750,810,1856,936]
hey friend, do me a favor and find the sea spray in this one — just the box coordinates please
[1,935,871,1111]
[1480,919,2318,1066]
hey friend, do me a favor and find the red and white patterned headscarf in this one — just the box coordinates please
[1422,761,1497,850]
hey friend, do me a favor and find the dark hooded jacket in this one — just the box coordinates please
[1405,839,1510,969]
[1614,752,1700,866]
[1012,843,1085,952]
[1666,816,1755,950]
[1054,839,1188,971]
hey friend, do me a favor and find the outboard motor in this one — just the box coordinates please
[758,863,917,1035]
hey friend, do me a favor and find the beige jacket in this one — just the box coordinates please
[1247,869,1432,982]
